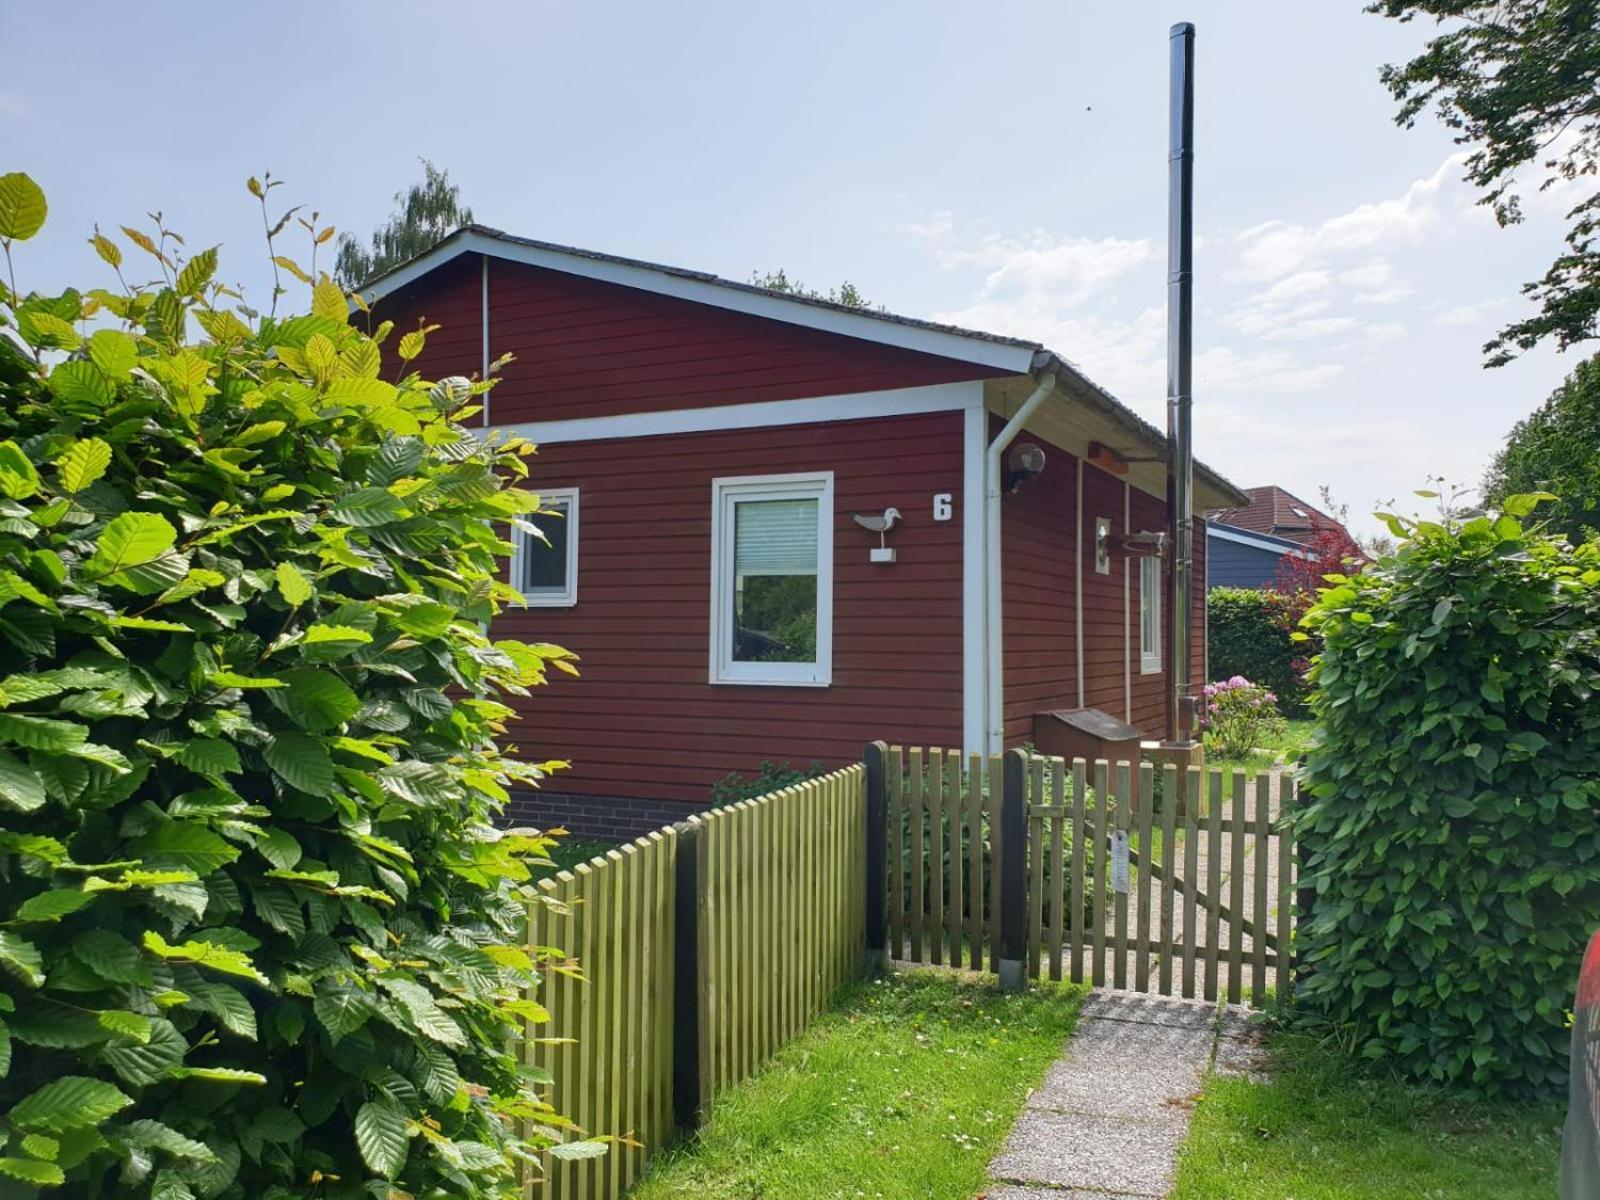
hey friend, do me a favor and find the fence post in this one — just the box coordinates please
[865,742,889,973]
[998,748,1029,992]
[671,820,702,1131]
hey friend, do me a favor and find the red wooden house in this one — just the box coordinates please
[367,228,1246,836]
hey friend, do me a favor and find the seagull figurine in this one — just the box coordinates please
[852,507,901,549]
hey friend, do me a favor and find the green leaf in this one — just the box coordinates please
[256,827,302,871]
[354,1098,409,1178]
[0,441,41,500]
[117,1118,218,1162]
[0,172,47,240]
[550,1140,609,1161]
[0,930,44,987]
[329,487,404,527]
[0,1159,65,1186]
[379,977,466,1047]
[57,437,112,495]
[87,330,137,379]
[15,889,92,922]
[270,668,360,731]
[86,511,178,578]
[97,1010,153,1042]
[302,623,372,647]
[0,712,89,751]
[263,732,335,796]
[275,561,314,606]
[98,1017,186,1087]
[10,1075,133,1131]
[132,822,241,874]
[73,931,146,984]
[0,750,46,812]
[312,986,371,1039]
[176,246,218,296]
[184,982,256,1041]
[170,1066,266,1084]
[142,931,268,985]
[48,359,113,406]
[173,738,242,778]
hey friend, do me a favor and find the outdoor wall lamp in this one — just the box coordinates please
[1004,443,1046,493]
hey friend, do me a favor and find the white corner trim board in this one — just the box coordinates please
[488,381,983,446]
[961,406,987,755]
[364,230,1037,374]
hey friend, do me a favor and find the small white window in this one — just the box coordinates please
[1139,555,1162,675]
[510,488,579,607]
[710,473,834,687]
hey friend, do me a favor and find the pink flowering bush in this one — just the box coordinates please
[1199,676,1285,759]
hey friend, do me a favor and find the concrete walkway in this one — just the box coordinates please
[983,992,1267,1199]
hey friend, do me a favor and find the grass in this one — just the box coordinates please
[1172,1032,1564,1199]
[631,970,1084,1200]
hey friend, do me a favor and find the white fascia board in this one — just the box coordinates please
[490,382,982,445]
[364,231,1037,374]
[1207,524,1308,556]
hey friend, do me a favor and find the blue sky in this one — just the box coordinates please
[3,0,1582,536]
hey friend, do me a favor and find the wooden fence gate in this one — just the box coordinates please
[871,744,1298,1007]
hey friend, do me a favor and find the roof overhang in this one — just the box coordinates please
[1207,522,1309,556]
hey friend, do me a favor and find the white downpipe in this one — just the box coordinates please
[984,372,1057,757]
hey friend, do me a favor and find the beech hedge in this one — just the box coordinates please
[1206,586,1306,713]
[1295,493,1600,1096]
[0,172,582,1197]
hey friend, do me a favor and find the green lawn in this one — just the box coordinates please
[1172,1032,1563,1199]
[631,970,1084,1200]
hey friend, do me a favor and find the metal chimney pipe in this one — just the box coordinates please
[1166,21,1196,744]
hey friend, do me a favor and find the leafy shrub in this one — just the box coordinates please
[710,760,823,807]
[1206,587,1307,712]
[1199,676,1285,759]
[0,173,583,1196]
[1294,492,1600,1096]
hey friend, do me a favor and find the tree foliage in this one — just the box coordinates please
[748,269,875,310]
[334,161,473,290]
[1206,587,1307,714]
[0,172,587,1197]
[1367,0,1600,364]
[1482,351,1600,543]
[1295,492,1600,1096]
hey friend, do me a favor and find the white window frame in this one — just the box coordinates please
[1139,555,1162,675]
[709,472,834,687]
[510,487,579,607]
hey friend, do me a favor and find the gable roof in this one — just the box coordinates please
[1206,485,1349,545]
[362,225,1248,506]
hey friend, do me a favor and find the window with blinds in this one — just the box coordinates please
[710,474,834,686]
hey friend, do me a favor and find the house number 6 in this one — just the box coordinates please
[932,493,953,522]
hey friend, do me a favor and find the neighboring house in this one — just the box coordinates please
[1206,522,1308,590]
[1206,484,1353,547]
[365,226,1247,834]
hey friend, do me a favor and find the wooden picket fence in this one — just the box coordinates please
[881,746,1298,1007]
[524,765,867,1199]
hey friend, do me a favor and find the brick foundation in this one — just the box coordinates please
[503,790,706,843]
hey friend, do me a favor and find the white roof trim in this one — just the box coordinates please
[1207,524,1309,556]
[488,381,982,446]
[361,230,1037,375]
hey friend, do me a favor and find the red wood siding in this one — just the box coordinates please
[482,260,1000,422]
[495,412,965,804]
[368,254,483,384]
[1080,462,1129,720]
[1001,433,1080,744]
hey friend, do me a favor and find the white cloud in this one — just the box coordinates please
[1434,298,1507,327]
[1227,155,1469,284]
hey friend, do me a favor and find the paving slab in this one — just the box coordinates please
[990,1108,1185,1196]
[1075,991,1220,1030]
[1029,1050,1204,1120]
